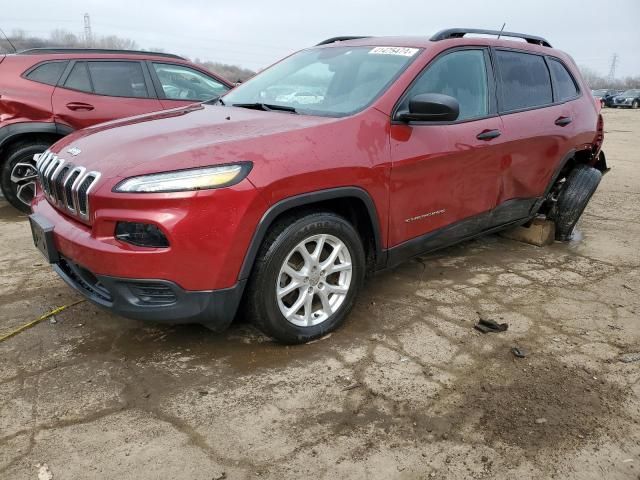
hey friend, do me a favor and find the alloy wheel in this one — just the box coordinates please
[10,158,39,207]
[276,234,352,327]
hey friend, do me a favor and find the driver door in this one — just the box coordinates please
[388,48,505,251]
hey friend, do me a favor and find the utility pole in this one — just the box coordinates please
[607,53,618,84]
[84,13,92,47]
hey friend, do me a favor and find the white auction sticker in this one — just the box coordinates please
[369,47,419,57]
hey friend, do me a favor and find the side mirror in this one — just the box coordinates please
[397,93,460,122]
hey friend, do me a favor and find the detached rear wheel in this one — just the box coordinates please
[550,165,602,241]
[1,142,51,213]
[245,212,365,344]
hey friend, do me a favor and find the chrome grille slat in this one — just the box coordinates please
[36,149,101,221]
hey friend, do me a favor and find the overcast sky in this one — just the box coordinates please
[3,0,639,77]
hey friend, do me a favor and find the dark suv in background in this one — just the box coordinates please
[0,48,233,211]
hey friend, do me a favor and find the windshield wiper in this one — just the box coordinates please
[231,102,298,114]
[202,96,225,106]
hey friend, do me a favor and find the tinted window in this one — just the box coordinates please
[87,61,149,98]
[64,62,92,93]
[402,49,488,121]
[496,51,552,111]
[153,63,229,101]
[549,59,578,101]
[26,61,68,86]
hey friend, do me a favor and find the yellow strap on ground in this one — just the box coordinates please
[0,299,86,343]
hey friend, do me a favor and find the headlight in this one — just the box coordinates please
[114,163,252,193]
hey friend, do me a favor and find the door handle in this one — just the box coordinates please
[476,129,501,141]
[66,102,95,111]
[555,116,572,126]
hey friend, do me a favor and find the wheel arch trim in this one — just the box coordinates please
[238,186,385,281]
[0,122,74,152]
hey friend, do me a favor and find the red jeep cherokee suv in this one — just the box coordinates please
[0,48,232,212]
[29,29,607,344]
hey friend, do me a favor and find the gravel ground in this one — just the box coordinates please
[1,108,639,480]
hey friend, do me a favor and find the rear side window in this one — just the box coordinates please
[548,59,579,101]
[25,61,68,86]
[88,61,149,98]
[496,51,552,112]
[402,49,489,121]
[64,62,92,93]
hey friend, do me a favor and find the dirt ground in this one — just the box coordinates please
[1,108,639,480]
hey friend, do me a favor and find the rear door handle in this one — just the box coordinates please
[66,102,95,111]
[476,129,501,141]
[555,116,572,126]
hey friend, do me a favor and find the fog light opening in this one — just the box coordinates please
[115,222,170,248]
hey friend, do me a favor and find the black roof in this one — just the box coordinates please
[18,48,185,60]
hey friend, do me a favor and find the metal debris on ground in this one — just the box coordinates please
[342,383,360,391]
[619,353,640,363]
[474,318,509,334]
[511,347,527,358]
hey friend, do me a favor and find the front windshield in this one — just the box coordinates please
[621,90,639,96]
[222,46,421,117]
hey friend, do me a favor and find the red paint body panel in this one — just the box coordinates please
[29,35,603,298]
[32,177,267,290]
[388,117,505,246]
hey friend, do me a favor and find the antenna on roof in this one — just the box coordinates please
[0,27,17,53]
[497,23,506,40]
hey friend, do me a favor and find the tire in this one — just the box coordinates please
[550,165,602,241]
[1,141,51,213]
[632,100,639,109]
[244,211,366,344]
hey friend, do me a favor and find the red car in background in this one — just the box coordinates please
[0,48,233,211]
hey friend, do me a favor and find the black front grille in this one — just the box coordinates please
[129,283,177,305]
[54,166,70,202]
[77,175,96,215]
[64,170,80,209]
[36,150,100,219]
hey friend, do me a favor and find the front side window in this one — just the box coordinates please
[400,49,489,121]
[549,59,579,101]
[64,62,92,93]
[153,63,229,101]
[223,46,420,117]
[496,50,552,112]
[87,61,149,98]
[26,61,68,86]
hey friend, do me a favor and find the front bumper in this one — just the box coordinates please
[54,254,246,329]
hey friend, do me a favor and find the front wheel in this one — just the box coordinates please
[244,212,366,344]
[632,100,639,109]
[1,142,51,213]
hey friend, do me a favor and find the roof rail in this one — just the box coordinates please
[18,48,186,60]
[316,36,370,46]
[430,28,552,48]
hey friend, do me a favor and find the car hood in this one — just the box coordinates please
[52,104,338,179]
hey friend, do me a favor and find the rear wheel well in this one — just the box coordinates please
[252,196,380,277]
